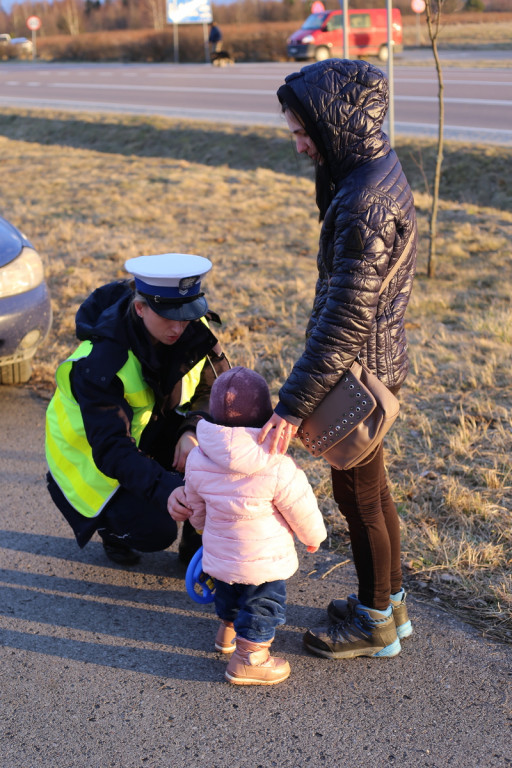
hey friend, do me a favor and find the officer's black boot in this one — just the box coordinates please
[98,528,140,565]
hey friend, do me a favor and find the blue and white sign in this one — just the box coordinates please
[167,0,213,24]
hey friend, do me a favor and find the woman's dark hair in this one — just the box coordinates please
[279,96,333,222]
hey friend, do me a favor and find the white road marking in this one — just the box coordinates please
[3,80,508,107]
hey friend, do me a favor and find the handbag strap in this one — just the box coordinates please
[378,228,415,297]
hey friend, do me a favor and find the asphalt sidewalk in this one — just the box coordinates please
[1,386,510,768]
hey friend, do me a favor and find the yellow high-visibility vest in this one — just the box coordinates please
[45,337,206,518]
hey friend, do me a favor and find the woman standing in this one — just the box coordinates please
[46,253,229,566]
[259,59,417,659]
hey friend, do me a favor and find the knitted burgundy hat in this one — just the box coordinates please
[209,367,273,428]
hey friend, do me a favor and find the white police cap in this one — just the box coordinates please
[124,253,212,321]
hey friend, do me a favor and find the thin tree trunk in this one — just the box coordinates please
[144,0,165,30]
[425,1,445,279]
[430,32,444,278]
[64,0,82,36]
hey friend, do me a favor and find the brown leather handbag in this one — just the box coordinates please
[297,233,414,471]
[298,359,400,470]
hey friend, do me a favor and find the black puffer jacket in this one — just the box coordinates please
[275,59,417,423]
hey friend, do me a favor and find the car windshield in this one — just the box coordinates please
[301,13,329,30]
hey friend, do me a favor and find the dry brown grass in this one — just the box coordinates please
[402,12,512,49]
[0,109,510,642]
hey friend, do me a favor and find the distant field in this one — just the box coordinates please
[33,12,512,63]
[0,109,510,643]
[402,11,512,48]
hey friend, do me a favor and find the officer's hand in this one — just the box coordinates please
[172,431,198,473]
[167,485,191,522]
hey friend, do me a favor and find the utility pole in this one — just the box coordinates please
[386,0,395,147]
[341,0,349,58]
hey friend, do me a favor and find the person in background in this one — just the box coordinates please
[170,367,327,685]
[258,59,417,660]
[208,22,223,55]
[45,253,229,566]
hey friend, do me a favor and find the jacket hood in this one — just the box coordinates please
[277,59,390,184]
[75,280,133,345]
[195,420,273,476]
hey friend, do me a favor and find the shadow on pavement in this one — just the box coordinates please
[0,529,330,680]
[0,627,226,681]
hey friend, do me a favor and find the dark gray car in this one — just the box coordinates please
[0,215,52,384]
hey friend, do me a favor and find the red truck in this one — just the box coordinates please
[287,8,403,63]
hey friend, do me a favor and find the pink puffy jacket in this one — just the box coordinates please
[184,420,327,585]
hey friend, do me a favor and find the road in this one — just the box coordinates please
[1,385,511,768]
[0,57,511,145]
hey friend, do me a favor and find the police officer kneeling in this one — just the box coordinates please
[45,253,229,565]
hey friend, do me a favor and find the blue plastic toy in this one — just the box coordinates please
[185,546,215,604]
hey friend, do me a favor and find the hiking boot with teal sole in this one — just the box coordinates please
[304,604,401,660]
[327,590,413,640]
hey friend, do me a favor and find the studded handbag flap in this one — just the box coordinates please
[298,360,400,470]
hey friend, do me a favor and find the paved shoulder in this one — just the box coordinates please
[1,386,510,768]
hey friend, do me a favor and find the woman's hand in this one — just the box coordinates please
[258,412,298,455]
[306,545,319,553]
[167,485,191,522]
[172,431,198,473]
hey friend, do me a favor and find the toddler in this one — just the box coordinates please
[180,366,327,686]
